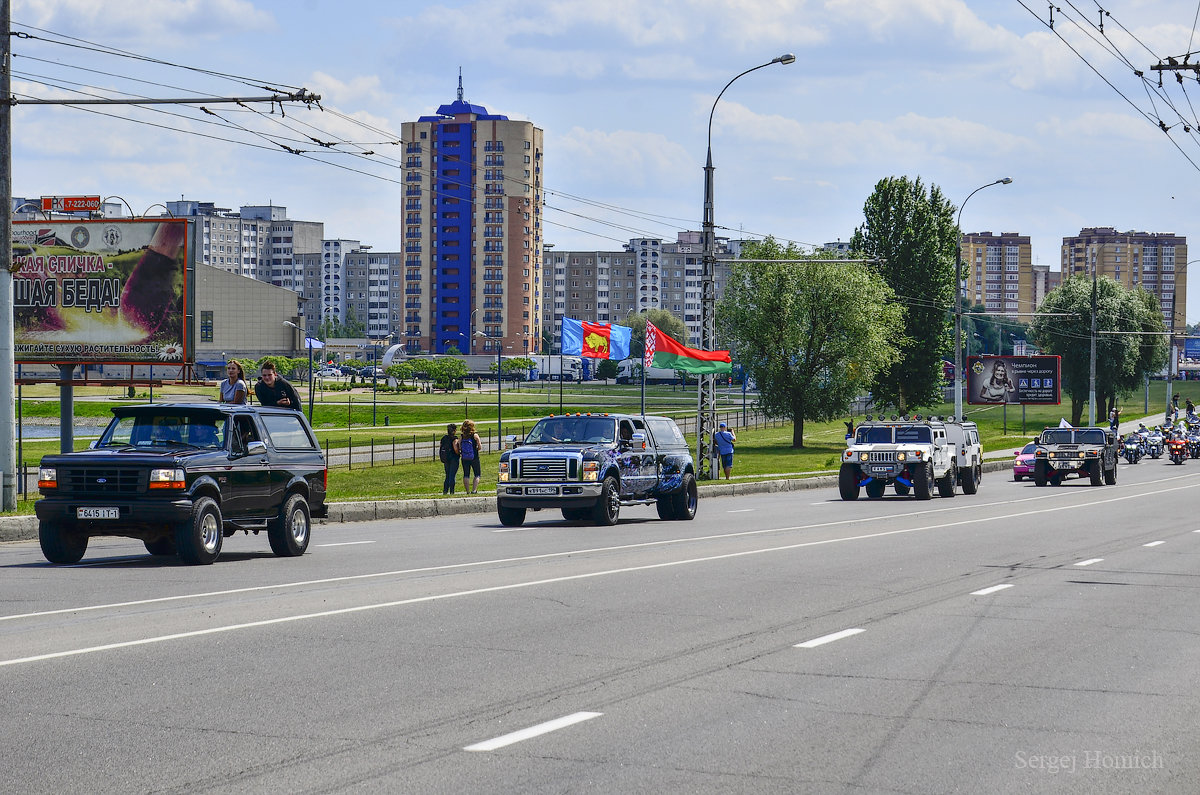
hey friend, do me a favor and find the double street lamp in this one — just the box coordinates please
[953,177,1012,420]
[476,331,507,439]
[699,52,794,479]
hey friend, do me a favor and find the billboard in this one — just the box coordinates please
[966,355,1061,405]
[1179,337,1200,372]
[13,219,189,364]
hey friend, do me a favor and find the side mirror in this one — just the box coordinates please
[503,434,518,450]
[247,440,267,456]
[631,431,647,450]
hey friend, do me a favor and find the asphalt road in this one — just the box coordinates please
[2,460,1199,793]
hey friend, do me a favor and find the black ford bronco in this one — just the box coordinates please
[36,403,327,565]
[496,413,697,527]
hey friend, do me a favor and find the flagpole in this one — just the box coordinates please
[640,355,646,417]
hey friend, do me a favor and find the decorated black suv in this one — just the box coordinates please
[36,403,327,565]
[1031,425,1118,486]
[496,413,697,527]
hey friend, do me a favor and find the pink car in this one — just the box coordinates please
[1013,441,1037,481]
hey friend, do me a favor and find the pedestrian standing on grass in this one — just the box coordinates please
[456,419,483,495]
[439,423,460,495]
[714,421,736,480]
[220,360,247,404]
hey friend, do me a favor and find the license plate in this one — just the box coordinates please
[525,486,558,496]
[77,506,119,520]
[869,466,895,476]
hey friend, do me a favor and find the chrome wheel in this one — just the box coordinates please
[200,510,220,554]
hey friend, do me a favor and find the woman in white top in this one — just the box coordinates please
[220,359,248,404]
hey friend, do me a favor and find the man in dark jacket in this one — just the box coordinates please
[255,361,302,411]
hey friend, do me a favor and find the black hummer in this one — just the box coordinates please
[1032,426,1118,486]
[496,413,698,527]
[36,403,327,565]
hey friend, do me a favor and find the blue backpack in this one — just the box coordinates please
[460,437,476,461]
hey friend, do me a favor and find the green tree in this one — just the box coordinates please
[618,308,689,355]
[595,359,619,382]
[718,238,902,447]
[424,357,469,392]
[1030,277,1168,424]
[850,175,958,412]
[341,306,367,338]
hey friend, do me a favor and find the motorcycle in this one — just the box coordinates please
[1168,436,1189,465]
[1145,431,1164,459]
[1122,435,1144,464]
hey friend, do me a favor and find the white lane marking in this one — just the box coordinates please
[1144,541,1165,547]
[727,509,754,513]
[316,541,377,547]
[463,712,602,752]
[492,528,522,534]
[3,482,1198,668]
[971,584,1014,596]
[1074,558,1104,567]
[5,477,1197,625]
[794,628,864,648]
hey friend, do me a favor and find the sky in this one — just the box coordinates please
[12,0,1200,323]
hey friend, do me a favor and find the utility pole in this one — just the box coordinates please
[0,0,15,510]
[1,19,317,506]
[1088,263,1098,426]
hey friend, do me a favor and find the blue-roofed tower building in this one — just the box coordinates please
[400,76,544,355]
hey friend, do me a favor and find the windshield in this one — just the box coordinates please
[1021,442,1037,454]
[1041,429,1106,445]
[526,417,616,444]
[99,412,227,449]
[856,427,893,444]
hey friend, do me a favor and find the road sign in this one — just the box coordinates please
[40,195,101,213]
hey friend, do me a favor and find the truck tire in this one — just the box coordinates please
[961,465,978,495]
[1104,462,1117,485]
[865,479,886,499]
[592,476,620,526]
[39,521,87,565]
[562,507,590,521]
[838,464,860,501]
[1033,460,1048,487]
[498,504,526,527]
[669,473,698,520]
[268,493,311,557]
[894,482,910,496]
[175,496,223,565]
[144,535,176,556]
[655,498,675,520]
[912,463,932,500]
[1089,460,1103,486]
[937,464,957,497]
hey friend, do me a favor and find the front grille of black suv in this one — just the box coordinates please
[59,467,146,495]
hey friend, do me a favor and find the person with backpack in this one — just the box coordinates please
[439,423,460,495]
[456,418,483,494]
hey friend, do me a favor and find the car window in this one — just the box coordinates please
[856,427,892,444]
[1021,442,1037,454]
[261,413,316,449]
[1079,429,1105,444]
[894,426,931,444]
[647,418,686,446]
[101,412,225,449]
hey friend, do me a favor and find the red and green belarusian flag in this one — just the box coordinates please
[645,321,732,374]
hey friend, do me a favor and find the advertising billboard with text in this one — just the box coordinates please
[966,355,1061,405]
[1179,337,1200,372]
[13,219,189,364]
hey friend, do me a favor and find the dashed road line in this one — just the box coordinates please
[464,712,602,752]
[971,584,1015,596]
[1074,558,1104,567]
[795,628,865,648]
[1144,541,1165,547]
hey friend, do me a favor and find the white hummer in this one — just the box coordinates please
[839,416,979,500]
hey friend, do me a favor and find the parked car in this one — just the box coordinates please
[360,366,385,379]
[1013,441,1037,481]
[339,365,358,376]
[316,367,341,378]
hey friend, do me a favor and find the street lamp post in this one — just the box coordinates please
[954,177,1012,420]
[283,321,319,422]
[699,52,794,479]
[477,331,504,439]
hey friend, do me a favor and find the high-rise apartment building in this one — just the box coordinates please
[958,232,1034,317]
[400,81,543,355]
[1060,228,1187,329]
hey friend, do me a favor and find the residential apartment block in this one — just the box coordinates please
[399,83,543,355]
[1060,228,1187,330]
[958,232,1034,317]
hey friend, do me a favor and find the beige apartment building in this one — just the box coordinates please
[959,232,1035,317]
[1060,228,1187,330]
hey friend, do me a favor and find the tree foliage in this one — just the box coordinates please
[618,308,689,355]
[317,307,367,340]
[1030,277,1168,425]
[423,357,469,391]
[849,175,958,412]
[718,238,902,447]
[595,359,619,382]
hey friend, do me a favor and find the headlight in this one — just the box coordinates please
[498,461,509,482]
[38,467,56,488]
[896,452,907,461]
[859,452,869,461]
[148,468,186,489]
[583,461,600,481]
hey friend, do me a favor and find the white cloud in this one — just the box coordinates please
[13,0,275,43]
[551,126,695,187]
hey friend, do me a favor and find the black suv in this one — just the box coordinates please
[36,403,328,565]
[496,413,697,527]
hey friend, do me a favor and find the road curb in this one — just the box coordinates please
[0,459,1016,544]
